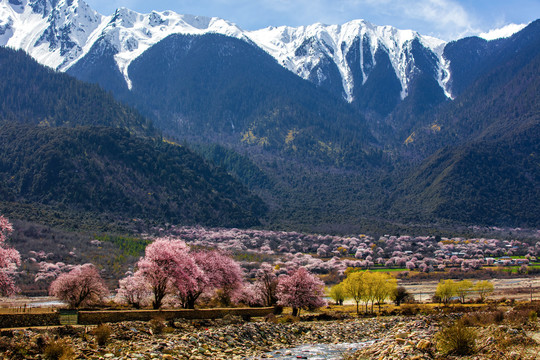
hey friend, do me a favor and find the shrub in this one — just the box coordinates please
[392,286,414,306]
[529,311,538,322]
[43,339,75,360]
[162,326,175,334]
[149,318,165,334]
[399,304,420,315]
[494,310,505,324]
[93,324,112,346]
[276,315,299,323]
[264,313,276,322]
[435,321,477,356]
[461,310,502,327]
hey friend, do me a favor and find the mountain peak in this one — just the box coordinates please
[1,0,452,103]
[1,0,103,68]
[248,19,447,102]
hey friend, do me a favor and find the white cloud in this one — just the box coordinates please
[342,0,478,38]
[242,0,479,39]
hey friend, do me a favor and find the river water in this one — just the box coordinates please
[255,340,375,359]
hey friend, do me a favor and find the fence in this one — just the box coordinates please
[77,307,274,325]
[0,307,274,328]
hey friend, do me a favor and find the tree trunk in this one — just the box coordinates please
[292,307,299,316]
[153,287,165,309]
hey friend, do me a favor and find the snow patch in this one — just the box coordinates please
[0,0,452,99]
[247,20,448,101]
[479,23,528,41]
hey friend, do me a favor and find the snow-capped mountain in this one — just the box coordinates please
[1,0,531,116]
[0,0,103,70]
[0,0,247,86]
[248,21,448,101]
[0,0,449,104]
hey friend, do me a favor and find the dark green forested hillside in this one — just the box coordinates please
[1,21,539,232]
[0,125,266,228]
[72,33,379,168]
[0,47,155,136]
[390,27,540,227]
[391,132,540,226]
[193,143,274,191]
[0,46,267,229]
[401,21,540,158]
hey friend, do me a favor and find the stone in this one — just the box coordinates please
[416,339,431,350]
[395,332,409,339]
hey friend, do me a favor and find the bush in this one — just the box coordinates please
[399,304,420,315]
[435,321,477,356]
[461,310,500,327]
[162,326,175,334]
[43,339,75,360]
[149,318,165,334]
[494,310,505,324]
[276,315,299,323]
[529,311,538,322]
[93,324,112,346]
[393,286,414,305]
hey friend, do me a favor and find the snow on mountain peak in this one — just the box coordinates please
[247,19,447,101]
[1,0,103,69]
[0,0,451,99]
[479,23,528,41]
[94,8,246,89]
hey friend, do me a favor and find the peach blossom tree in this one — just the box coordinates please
[136,237,200,309]
[116,273,151,308]
[49,263,108,308]
[135,237,245,309]
[276,267,326,316]
[0,215,21,296]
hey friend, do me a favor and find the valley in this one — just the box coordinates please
[0,0,538,358]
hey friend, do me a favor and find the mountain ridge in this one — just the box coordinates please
[1,0,448,108]
[2,0,530,119]
[1,0,539,230]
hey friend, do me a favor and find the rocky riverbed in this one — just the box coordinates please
[0,313,538,359]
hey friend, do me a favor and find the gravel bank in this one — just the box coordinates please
[0,314,538,359]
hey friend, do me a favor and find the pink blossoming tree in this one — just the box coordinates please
[276,267,326,316]
[49,263,108,308]
[192,250,244,307]
[136,237,201,309]
[254,263,278,307]
[116,273,151,308]
[135,237,245,309]
[0,215,21,296]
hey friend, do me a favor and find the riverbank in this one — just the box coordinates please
[0,312,538,359]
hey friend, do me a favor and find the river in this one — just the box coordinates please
[254,340,375,359]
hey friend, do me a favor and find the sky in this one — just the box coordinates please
[85,0,540,40]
